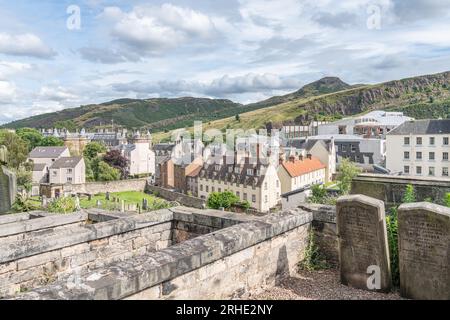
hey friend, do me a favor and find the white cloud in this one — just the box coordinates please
[39,86,78,102]
[102,4,221,55]
[0,33,56,59]
[0,61,32,79]
[0,80,16,104]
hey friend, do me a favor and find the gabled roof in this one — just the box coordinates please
[186,165,202,178]
[33,163,48,171]
[388,119,450,135]
[281,157,326,177]
[50,157,83,169]
[29,146,68,158]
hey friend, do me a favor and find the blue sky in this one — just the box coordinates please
[1,0,450,124]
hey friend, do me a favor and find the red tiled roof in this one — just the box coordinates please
[282,157,326,177]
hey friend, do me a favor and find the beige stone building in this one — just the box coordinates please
[197,156,281,213]
[278,155,327,194]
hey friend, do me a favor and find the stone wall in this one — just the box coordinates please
[299,204,338,266]
[13,208,312,300]
[0,209,174,297]
[351,174,450,208]
[146,185,206,209]
[70,178,148,195]
[0,166,17,213]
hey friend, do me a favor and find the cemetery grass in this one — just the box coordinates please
[78,191,170,211]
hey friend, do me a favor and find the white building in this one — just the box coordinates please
[117,132,155,177]
[277,155,327,194]
[386,119,450,179]
[49,157,86,185]
[318,111,414,139]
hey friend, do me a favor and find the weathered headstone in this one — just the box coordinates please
[120,200,125,212]
[142,198,148,210]
[87,194,92,201]
[105,192,110,201]
[75,196,81,211]
[398,202,450,300]
[96,200,102,208]
[336,195,391,292]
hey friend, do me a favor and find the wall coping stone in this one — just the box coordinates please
[13,208,312,300]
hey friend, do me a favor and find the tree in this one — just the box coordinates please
[16,168,32,192]
[83,142,106,160]
[0,131,29,169]
[207,191,239,210]
[103,150,129,179]
[235,114,240,122]
[16,128,43,151]
[96,161,120,181]
[309,184,328,204]
[336,158,362,195]
[40,136,64,147]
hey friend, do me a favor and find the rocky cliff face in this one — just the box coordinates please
[294,71,450,123]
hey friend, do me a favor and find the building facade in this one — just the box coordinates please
[49,157,86,185]
[386,119,450,179]
[197,157,281,213]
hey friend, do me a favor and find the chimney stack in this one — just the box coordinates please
[299,154,303,161]
[307,154,312,160]
[289,155,295,163]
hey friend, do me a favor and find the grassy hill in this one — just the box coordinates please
[0,77,354,132]
[153,71,450,142]
[3,71,450,142]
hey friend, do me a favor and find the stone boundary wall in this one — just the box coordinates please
[351,174,450,207]
[70,178,148,195]
[146,185,206,209]
[0,210,174,297]
[14,209,312,300]
[299,204,338,266]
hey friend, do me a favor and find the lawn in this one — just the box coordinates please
[79,191,171,211]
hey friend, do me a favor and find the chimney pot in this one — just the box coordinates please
[307,154,312,160]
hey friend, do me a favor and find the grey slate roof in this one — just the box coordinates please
[29,147,68,158]
[50,157,83,169]
[388,119,450,135]
[33,163,48,171]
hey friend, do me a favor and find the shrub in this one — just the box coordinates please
[445,193,450,207]
[11,194,38,212]
[207,191,239,210]
[309,184,327,204]
[298,230,329,271]
[336,159,361,195]
[47,197,77,214]
[402,184,416,203]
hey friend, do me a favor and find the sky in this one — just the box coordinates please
[0,0,450,124]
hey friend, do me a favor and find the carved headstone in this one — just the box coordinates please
[142,198,148,211]
[398,202,450,300]
[336,195,391,292]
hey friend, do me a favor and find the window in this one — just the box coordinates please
[52,170,57,176]
[443,167,449,177]
[234,167,240,174]
[416,152,422,160]
[444,152,449,161]
[276,180,279,188]
[243,193,248,200]
[264,195,268,203]
[404,166,410,174]
[228,167,233,173]
[404,151,410,160]
[215,165,220,171]
[218,188,221,193]
[200,184,203,191]
[351,144,356,152]
[429,137,435,145]
[404,137,410,145]
[67,177,72,182]
[429,152,435,160]
[247,169,253,175]
[429,167,435,176]
[66,168,73,174]
[206,186,209,192]
[252,195,256,203]
[256,170,260,176]
[236,191,240,198]
[264,182,268,190]
[211,187,215,192]
[444,137,449,145]
[416,137,422,145]
[416,166,422,175]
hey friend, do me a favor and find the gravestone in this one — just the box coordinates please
[106,192,110,201]
[120,200,125,212]
[398,202,450,300]
[142,198,148,211]
[96,200,102,208]
[75,196,81,211]
[88,194,92,201]
[336,195,391,292]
